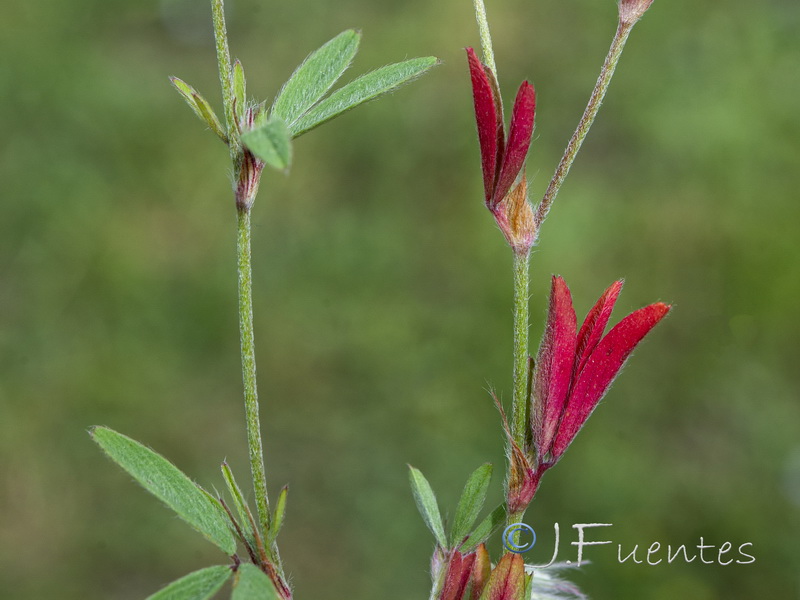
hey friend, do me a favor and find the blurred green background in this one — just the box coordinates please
[2,0,799,598]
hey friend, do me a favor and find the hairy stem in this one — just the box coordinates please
[212,0,240,157]
[511,251,531,450]
[472,0,498,78]
[535,21,635,227]
[213,0,270,539]
[509,251,531,529]
[237,207,271,537]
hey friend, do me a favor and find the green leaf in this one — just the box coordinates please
[221,462,259,547]
[461,504,507,553]
[253,101,268,128]
[231,564,281,600]
[450,463,493,546]
[90,426,236,555]
[241,117,292,171]
[146,565,232,600]
[290,56,439,137]
[408,465,447,548]
[271,29,360,126]
[233,59,246,122]
[268,485,288,544]
[170,77,227,142]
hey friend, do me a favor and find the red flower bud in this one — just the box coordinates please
[618,0,655,25]
[469,544,491,600]
[480,553,528,600]
[466,48,537,252]
[439,551,476,600]
[492,82,535,209]
[466,48,503,207]
[532,276,671,464]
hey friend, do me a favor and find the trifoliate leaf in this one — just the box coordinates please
[290,56,438,137]
[271,29,360,126]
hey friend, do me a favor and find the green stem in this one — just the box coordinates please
[507,251,530,528]
[212,0,270,539]
[237,207,271,537]
[534,21,634,227]
[472,0,498,78]
[212,0,240,157]
[511,251,530,458]
[428,570,446,600]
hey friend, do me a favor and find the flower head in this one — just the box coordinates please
[466,48,537,254]
[532,276,671,466]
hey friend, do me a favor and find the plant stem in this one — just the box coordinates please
[511,251,531,452]
[211,0,240,158]
[237,206,271,536]
[472,0,498,78]
[212,0,271,538]
[509,251,531,529]
[534,21,635,227]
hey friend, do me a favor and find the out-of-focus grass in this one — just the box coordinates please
[1,0,798,598]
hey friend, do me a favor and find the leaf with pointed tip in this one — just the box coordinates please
[233,60,246,121]
[231,564,281,600]
[451,463,493,546]
[253,101,269,128]
[522,572,534,600]
[145,565,232,600]
[90,426,236,555]
[272,29,360,126]
[461,504,506,553]
[170,77,227,142]
[408,465,447,548]
[241,118,292,171]
[268,485,288,544]
[221,462,258,548]
[290,56,439,137]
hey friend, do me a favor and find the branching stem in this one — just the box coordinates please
[535,21,635,227]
